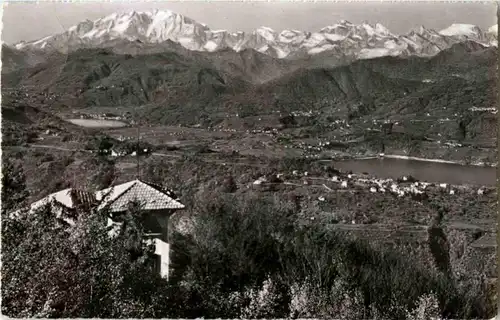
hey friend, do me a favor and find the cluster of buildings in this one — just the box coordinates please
[77,112,124,121]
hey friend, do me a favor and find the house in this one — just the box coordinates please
[96,179,185,279]
[10,179,185,280]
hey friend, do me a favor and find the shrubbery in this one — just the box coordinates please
[169,192,492,319]
[1,167,494,318]
[2,203,164,318]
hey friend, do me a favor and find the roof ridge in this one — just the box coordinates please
[110,180,184,211]
[95,179,185,212]
[138,179,179,199]
[141,181,184,207]
[99,180,138,211]
[139,179,166,191]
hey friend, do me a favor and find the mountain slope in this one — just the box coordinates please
[3,38,495,131]
[341,40,496,83]
[1,45,57,72]
[8,48,251,111]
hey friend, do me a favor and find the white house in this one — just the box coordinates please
[10,179,185,280]
[96,179,185,279]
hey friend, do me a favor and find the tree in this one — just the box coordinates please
[1,201,171,318]
[1,158,29,213]
[220,176,237,193]
[98,136,114,155]
[2,187,490,319]
[169,193,296,318]
[91,159,116,190]
[457,113,473,141]
[279,115,297,128]
[382,122,394,135]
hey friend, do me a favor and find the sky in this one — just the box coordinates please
[1,1,497,44]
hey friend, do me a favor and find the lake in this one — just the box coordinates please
[67,119,128,128]
[333,158,496,186]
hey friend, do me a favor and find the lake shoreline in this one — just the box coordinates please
[381,154,497,168]
[345,154,497,168]
[332,154,495,186]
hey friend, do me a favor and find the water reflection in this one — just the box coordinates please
[333,158,495,186]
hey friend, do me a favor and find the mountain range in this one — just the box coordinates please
[3,10,497,132]
[11,10,498,60]
[2,17,497,158]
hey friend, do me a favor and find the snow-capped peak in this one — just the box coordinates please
[357,21,395,38]
[11,9,497,60]
[410,25,427,35]
[487,24,498,35]
[374,23,393,37]
[255,26,277,42]
[438,23,482,38]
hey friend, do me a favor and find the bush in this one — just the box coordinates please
[406,293,440,320]
[170,191,491,319]
[220,176,238,193]
[1,159,29,212]
[1,202,168,318]
[2,183,492,318]
[169,193,296,317]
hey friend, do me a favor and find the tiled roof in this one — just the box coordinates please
[10,188,97,218]
[96,179,185,212]
[10,180,184,218]
[30,188,96,211]
[69,189,98,209]
[34,188,73,209]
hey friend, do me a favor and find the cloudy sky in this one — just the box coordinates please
[2,1,497,44]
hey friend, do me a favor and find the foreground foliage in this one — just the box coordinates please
[1,168,494,318]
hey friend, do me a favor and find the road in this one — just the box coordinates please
[6,144,265,168]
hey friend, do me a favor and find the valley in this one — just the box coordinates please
[3,31,497,255]
[1,7,498,319]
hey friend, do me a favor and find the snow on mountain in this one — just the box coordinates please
[278,30,308,45]
[358,48,393,60]
[374,23,394,37]
[361,22,377,37]
[483,24,498,47]
[438,24,482,39]
[12,10,497,61]
[487,24,497,35]
[255,27,277,42]
[308,44,338,55]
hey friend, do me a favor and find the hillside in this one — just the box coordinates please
[5,48,251,110]
[93,39,297,83]
[2,39,496,145]
[350,41,496,81]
